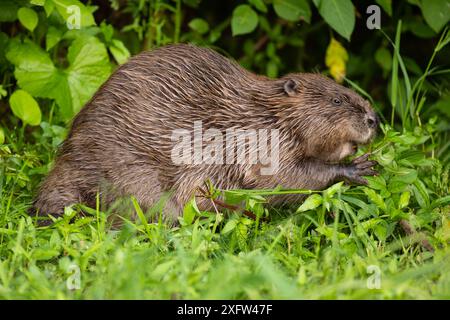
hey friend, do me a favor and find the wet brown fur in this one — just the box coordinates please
[32,44,378,223]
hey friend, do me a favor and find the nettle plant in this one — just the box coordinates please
[178,123,449,253]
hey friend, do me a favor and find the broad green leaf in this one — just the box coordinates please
[6,37,110,119]
[183,197,200,225]
[32,248,61,261]
[324,181,345,198]
[0,0,19,22]
[66,36,111,114]
[0,127,4,144]
[390,168,418,184]
[52,0,96,28]
[313,0,355,41]
[420,0,450,33]
[0,84,6,98]
[6,39,64,103]
[31,0,46,5]
[266,60,278,78]
[296,194,323,212]
[376,0,392,16]
[9,90,41,126]
[273,0,311,23]
[399,191,411,209]
[152,260,176,278]
[375,47,392,71]
[100,22,114,42]
[18,7,38,32]
[188,18,209,34]
[398,150,426,165]
[46,26,63,51]
[248,0,268,13]
[363,188,387,212]
[366,175,387,190]
[221,219,237,234]
[412,180,430,208]
[387,180,408,193]
[374,220,389,241]
[431,195,450,209]
[224,191,247,205]
[377,146,395,165]
[109,39,130,65]
[231,5,258,36]
[387,169,417,193]
[44,0,55,16]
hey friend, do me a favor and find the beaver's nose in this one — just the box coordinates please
[366,114,379,129]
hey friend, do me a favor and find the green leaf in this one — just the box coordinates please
[431,195,450,209]
[366,175,387,190]
[273,0,311,23]
[296,194,323,212]
[131,196,148,229]
[313,0,355,41]
[420,0,450,33]
[221,219,237,234]
[46,26,63,51]
[387,180,408,193]
[412,180,430,208]
[248,0,268,13]
[152,260,176,278]
[6,39,67,111]
[399,191,411,209]
[0,127,4,144]
[266,60,278,78]
[6,37,110,119]
[183,197,200,225]
[390,168,418,184]
[0,84,6,98]
[363,188,387,212]
[100,21,114,42]
[231,4,258,36]
[373,220,389,241]
[9,89,41,126]
[188,18,210,34]
[375,47,392,71]
[18,7,38,32]
[32,248,60,261]
[324,181,345,198]
[66,36,111,114]
[0,0,19,22]
[376,0,392,16]
[52,0,96,28]
[109,39,130,65]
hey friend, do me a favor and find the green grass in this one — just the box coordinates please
[0,120,449,300]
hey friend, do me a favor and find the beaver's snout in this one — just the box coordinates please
[364,111,380,130]
[365,113,379,129]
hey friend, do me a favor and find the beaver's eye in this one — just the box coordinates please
[332,98,342,106]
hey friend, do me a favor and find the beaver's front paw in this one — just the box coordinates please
[341,153,378,185]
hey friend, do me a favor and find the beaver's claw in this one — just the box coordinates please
[341,153,378,185]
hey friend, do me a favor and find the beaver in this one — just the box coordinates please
[32,43,378,223]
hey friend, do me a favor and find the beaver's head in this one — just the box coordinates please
[277,73,379,162]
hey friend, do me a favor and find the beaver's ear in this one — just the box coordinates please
[283,79,299,96]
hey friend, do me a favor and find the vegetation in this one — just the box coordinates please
[0,0,449,299]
